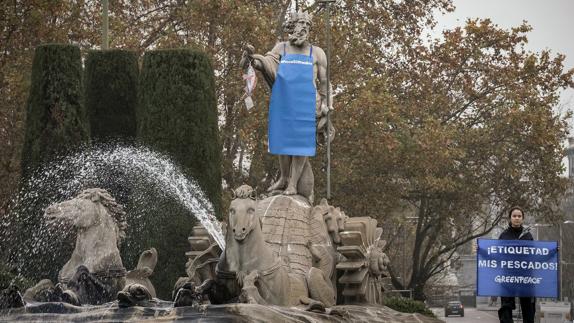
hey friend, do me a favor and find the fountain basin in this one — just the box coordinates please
[1,302,440,322]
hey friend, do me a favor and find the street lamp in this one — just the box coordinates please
[317,0,335,199]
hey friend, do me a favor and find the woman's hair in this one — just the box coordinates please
[508,206,525,218]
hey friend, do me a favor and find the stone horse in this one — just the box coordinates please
[24,188,156,305]
[308,199,341,289]
[45,189,128,287]
[196,185,334,310]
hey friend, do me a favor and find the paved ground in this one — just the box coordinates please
[432,307,500,323]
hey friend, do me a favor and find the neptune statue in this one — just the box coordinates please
[241,11,331,201]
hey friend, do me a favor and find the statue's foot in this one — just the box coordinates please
[267,178,287,192]
[283,185,297,195]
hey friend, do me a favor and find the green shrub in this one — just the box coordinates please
[21,44,89,177]
[84,50,138,141]
[0,261,34,291]
[385,297,436,318]
[135,49,222,299]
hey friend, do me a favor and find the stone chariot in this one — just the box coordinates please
[176,184,390,309]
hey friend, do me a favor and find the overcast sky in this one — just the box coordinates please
[433,0,574,112]
[432,0,574,174]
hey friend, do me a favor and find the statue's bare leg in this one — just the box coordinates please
[284,156,307,195]
[267,155,290,192]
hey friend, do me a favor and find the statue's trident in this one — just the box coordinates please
[318,0,335,200]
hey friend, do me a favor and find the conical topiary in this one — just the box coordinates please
[14,44,89,285]
[135,49,222,298]
[84,49,138,141]
[21,44,89,177]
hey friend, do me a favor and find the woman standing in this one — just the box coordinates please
[497,206,536,323]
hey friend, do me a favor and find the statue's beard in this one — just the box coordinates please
[289,29,308,47]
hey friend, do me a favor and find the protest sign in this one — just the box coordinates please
[477,239,558,298]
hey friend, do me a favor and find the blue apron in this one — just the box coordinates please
[268,44,316,156]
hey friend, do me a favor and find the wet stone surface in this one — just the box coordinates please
[1,302,441,322]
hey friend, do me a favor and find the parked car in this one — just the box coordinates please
[444,300,464,317]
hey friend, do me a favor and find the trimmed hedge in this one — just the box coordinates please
[84,50,138,141]
[21,44,89,177]
[385,297,436,318]
[15,44,88,285]
[136,49,222,298]
[138,48,222,216]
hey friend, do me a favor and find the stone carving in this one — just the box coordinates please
[241,11,332,202]
[22,279,79,305]
[308,200,337,282]
[22,279,55,302]
[117,283,154,308]
[336,218,388,304]
[175,185,335,310]
[44,188,127,287]
[64,265,115,305]
[221,185,334,309]
[322,200,348,245]
[177,185,389,310]
[23,188,156,305]
[172,231,221,302]
[125,247,158,298]
[309,198,347,295]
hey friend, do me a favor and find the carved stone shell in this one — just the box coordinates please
[257,194,329,277]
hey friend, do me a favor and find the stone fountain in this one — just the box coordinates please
[0,152,439,322]
[0,11,440,322]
